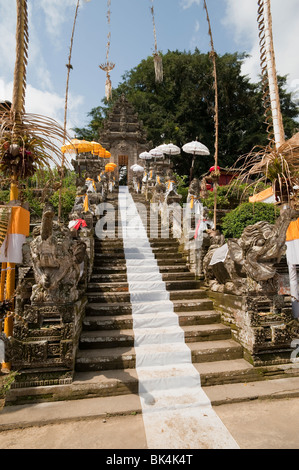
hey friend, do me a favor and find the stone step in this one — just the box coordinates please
[75,339,243,372]
[91,264,190,274]
[90,272,195,283]
[95,238,179,247]
[87,280,201,293]
[86,288,208,303]
[10,361,299,405]
[98,234,177,241]
[79,324,232,349]
[82,310,221,331]
[93,258,187,267]
[94,250,185,258]
[94,246,180,255]
[72,359,258,398]
[86,298,214,314]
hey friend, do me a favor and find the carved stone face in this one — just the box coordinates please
[229,220,286,282]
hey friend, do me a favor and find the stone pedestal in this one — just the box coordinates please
[10,297,87,387]
[209,290,299,366]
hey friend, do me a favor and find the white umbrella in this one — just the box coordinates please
[132,164,144,172]
[149,148,164,158]
[157,143,181,156]
[183,140,210,181]
[182,140,210,156]
[139,151,152,160]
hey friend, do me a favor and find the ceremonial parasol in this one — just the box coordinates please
[132,165,144,172]
[139,151,152,160]
[182,140,210,181]
[157,143,180,156]
[149,148,164,158]
[61,138,92,154]
[105,162,117,172]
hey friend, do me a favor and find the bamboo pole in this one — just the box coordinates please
[2,0,27,371]
[263,0,285,149]
[203,0,219,229]
[58,0,80,222]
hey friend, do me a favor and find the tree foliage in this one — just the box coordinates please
[75,50,298,181]
[0,169,76,222]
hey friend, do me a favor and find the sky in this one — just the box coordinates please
[0,0,298,144]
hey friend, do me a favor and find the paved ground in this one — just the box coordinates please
[1,398,299,450]
[1,377,299,450]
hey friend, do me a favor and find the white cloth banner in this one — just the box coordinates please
[209,243,229,266]
[118,186,239,449]
[0,234,26,264]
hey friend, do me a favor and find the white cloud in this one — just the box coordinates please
[34,0,80,43]
[0,2,17,73]
[222,0,299,91]
[0,77,82,137]
[0,78,13,104]
[180,0,201,10]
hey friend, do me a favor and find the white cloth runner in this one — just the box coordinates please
[118,186,239,449]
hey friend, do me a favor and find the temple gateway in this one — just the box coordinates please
[98,94,152,185]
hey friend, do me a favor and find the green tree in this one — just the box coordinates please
[73,106,106,141]
[75,50,298,181]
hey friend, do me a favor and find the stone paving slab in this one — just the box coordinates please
[2,377,299,431]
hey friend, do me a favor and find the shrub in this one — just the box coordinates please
[221,202,279,239]
[202,182,269,212]
[50,187,76,221]
[174,173,188,205]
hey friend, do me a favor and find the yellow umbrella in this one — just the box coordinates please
[95,148,108,158]
[61,138,93,154]
[90,141,105,157]
[105,163,117,172]
[104,150,111,159]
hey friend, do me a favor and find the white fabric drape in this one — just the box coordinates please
[118,186,239,449]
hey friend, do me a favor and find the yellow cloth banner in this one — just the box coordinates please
[167,180,175,190]
[9,207,30,236]
[83,195,89,212]
[86,178,96,191]
[249,187,273,203]
[286,218,299,241]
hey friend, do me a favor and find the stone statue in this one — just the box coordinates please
[203,207,299,294]
[187,178,201,211]
[30,204,87,304]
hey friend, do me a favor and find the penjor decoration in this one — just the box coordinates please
[150,0,163,83]
[99,0,115,100]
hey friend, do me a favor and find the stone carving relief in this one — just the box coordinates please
[203,207,299,295]
[30,204,87,304]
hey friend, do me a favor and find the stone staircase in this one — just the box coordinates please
[73,189,258,398]
[6,188,299,407]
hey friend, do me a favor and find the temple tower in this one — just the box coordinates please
[98,94,152,184]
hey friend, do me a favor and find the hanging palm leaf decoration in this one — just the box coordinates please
[150,0,163,83]
[0,207,11,250]
[99,0,115,100]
